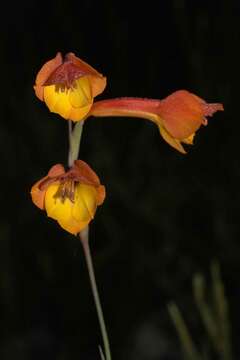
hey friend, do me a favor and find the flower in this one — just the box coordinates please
[89,90,224,153]
[31,160,105,235]
[34,52,106,121]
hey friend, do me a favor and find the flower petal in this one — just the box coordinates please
[182,133,195,145]
[48,164,65,177]
[45,183,72,220]
[44,183,99,235]
[44,184,86,234]
[158,90,203,140]
[158,125,186,154]
[44,85,72,119]
[96,185,106,205]
[58,217,89,235]
[66,53,107,97]
[89,75,107,97]
[72,184,97,222]
[69,77,92,108]
[34,52,63,101]
[30,176,48,210]
[73,160,101,186]
[43,78,93,121]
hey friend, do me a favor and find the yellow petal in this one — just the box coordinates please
[44,183,98,235]
[45,183,73,221]
[73,184,97,221]
[57,217,89,235]
[68,102,93,121]
[69,77,92,108]
[182,133,195,145]
[43,76,93,121]
[158,125,186,154]
[44,85,72,119]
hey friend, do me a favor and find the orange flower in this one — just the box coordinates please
[34,52,106,121]
[90,90,224,153]
[31,160,105,235]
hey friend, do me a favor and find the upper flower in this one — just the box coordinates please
[34,52,106,121]
[31,160,105,235]
[90,90,224,153]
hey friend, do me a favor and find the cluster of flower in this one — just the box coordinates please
[31,52,223,235]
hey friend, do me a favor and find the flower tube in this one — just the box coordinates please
[90,90,223,153]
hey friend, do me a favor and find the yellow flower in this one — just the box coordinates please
[34,52,106,121]
[90,90,224,153]
[31,161,105,235]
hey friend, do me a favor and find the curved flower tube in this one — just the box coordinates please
[31,160,105,235]
[89,90,224,153]
[34,52,106,121]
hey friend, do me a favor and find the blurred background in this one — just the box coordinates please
[0,0,239,359]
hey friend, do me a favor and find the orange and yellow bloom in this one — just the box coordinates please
[34,52,106,121]
[32,51,224,236]
[90,90,223,153]
[31,160,105,235]
[34,52,223,153]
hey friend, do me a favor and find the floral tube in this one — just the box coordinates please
[89,90,223,153]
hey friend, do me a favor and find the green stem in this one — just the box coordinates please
[79,227,112,360]
[68,121,84,167]
[211,261,233,360]
[68,121,73,167]
[168,302,201,360]
[193,273,220,353]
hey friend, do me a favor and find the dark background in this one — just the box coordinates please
[0,0,238,359]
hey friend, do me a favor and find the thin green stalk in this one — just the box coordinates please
[68,120,73,166]
[168,302,201,360]
[193,273,219,353]
[79,227,112,360]
[68,120,84,167]
[211,261,233,360]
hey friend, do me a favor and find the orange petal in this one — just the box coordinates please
[66,53,107,97]
[158,90,203,140]
[30,176,48,210]
[97,185,106,205]
[73,160,101,186]
[31,164,65,210]
[48,164,65,177]
[34,52,63,101]
[202,102,224,116]
[89,75,107,98]
[66,53,103,77]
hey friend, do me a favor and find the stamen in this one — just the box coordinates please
[71,81,78,90]
[61,182,67,201]
[69,180,75,202]
[53,180,76,203]
[55,83,67,93]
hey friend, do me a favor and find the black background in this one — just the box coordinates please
[0,0,239,359]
